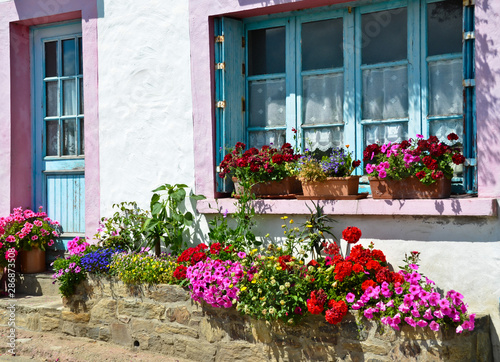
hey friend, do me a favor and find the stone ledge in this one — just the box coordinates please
[0,279,493,362]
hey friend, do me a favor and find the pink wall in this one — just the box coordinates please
[189,0,500,200]
[0,0,100,236]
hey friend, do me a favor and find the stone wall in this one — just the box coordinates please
[17,277,495,361]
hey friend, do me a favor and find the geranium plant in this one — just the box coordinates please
[218,142,301,184]
[0,207,60,252]
[364,133,466,185]
[298,146,361,182]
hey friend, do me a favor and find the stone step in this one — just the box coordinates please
[15,272,60,297]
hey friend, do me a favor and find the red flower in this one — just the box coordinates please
[422,156,438,170]
[447,133,459,141]
[366,259,382,271]
[415,171,426,180]
[192,252,207,264]
[375,267,392,283]
[209,243,222,255]
[271,154,285,165]
[352,263,364,273]
[307,289,328,314]
[334,261,352,282]
[361,279,377,291]
[325,300,348,325]
[173,265,187,280]
[352,160,361,168]
[307,259,319,267]
[452,153,465,165]
[278,255,293,271]
[342,226,362,244]
[371,249,387,263]
[323,242,341,256]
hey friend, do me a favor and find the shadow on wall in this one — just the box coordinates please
[476,0,500,190]
[13,0,105,22]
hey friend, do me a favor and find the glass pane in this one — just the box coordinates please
[363,65,408,120]
[249,78,286,127]
[304,126,344,151]
[428,59,463,116]
[249,130,286,149]
[45,81,59,117]
[427,0,462,57]
[62,119,76,155]
[362,8,407,64]
[78,37,83,75]
[79,118,85,155]
[302,18,343,71]
[62,38,76,76]
[364,122,408,147]
[248,27,285,76]
[46,121,59,156]
[44,41,57,77]
[79,78,84,115]
[303,73,344,125]
[63,79,76,116]
[429,118,464,176]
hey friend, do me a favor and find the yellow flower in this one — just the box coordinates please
[289,219,294,224]
[251,280,257,284]
[265,233,270,238]
[276,266,283,271]
[306,224,313,228]
[281,216,288,220]
[241,286,247,291]
[281,224,286,228]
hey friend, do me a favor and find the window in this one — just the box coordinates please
[215,0,476,192]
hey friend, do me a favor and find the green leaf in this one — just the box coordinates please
[152,185,167,192]
[190,194,206,201]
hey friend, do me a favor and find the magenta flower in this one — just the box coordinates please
[346,293,355,303]
[405,317,417,327]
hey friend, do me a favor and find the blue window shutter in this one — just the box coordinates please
[215,17,245,193]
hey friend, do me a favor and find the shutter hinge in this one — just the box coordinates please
[463,0,475,6]
[348,7,352,14]
[215,35,225,43]
[242,97,246,112]
[463,79,475,87]
[216,100,226,109]
[242,63,246,75]
[464,158,476,167]
[463,31,475,40]
[215,62,225,70]
[242,36,246,47]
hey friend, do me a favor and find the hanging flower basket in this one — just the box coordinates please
[369,176,452,199]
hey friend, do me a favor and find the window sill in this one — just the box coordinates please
[197,196,498,217]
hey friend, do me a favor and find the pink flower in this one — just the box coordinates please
[6,235,15,243]
[405,317,417,328]
[417,320,428,328]
[48,240,54,247]
[378,169,387,178]
[31,235,38,241]
[346,293,355,303]
[416,134,424,139]
[34,220,43,227]
[366,163,375,173]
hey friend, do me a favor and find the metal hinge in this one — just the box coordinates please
[242,63,245,75]
[215,62,225,70]
[242,97,246,112]
[216,100,226,109]
[464,158,477,167]
[215,35,225,43]
[242,37,246,47]
[463,79,475,87]
[463,31,475,40]
[463,0,475,6]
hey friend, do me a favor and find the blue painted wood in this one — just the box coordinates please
[33,23,85,243]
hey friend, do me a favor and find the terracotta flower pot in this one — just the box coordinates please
[301,176,360,198]
[232,176,302,197]
[369,176,451,199]
[19,248,46,274]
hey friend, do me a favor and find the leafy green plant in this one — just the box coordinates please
[95,202,149,251]
[142,183,205,256]
[52,254,86,298]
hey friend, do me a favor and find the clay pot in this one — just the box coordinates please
[19,248,46,274]
[301,176,360,198]
[369,176,451,199]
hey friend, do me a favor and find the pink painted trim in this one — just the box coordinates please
[190,0,500,201]
[197,197,498,217]
[0,0,100,237]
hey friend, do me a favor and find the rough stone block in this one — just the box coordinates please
[111,323,132,346]
[145,284,190,303]
[216,341,267,362]
[89,298,117,323]
[61,310,90,323]
[131,318,156,333]
[155,322,199,339]
[99,327,111,341]
[200,318,226,343]
[251,319,272,344]
[117,299,166,320]
[39,316,60,331]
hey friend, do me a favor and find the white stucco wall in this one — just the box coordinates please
[97,0,195,216]
[93,1,500,358]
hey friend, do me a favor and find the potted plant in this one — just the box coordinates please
[0,207,60,273]
[218,142,302,197]
[364,133,466,199]
[297,147,361,198]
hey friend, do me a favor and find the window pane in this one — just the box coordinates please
[429,119,464,176]
[304,126,344,151]
[302,18,343,71]
[46,121,59,156]
[362,8,407,64]
[303,73,344,125]
[79,78,84,115]
[79,118,85,155]
[363,65,408,120]
[248,27,285,75]
[364,122,408,147]
[249,130,286,149]
[63,79,77,116]
[428,59,463,116]
[248,78,286,127]
[44,41,58,77]
[62,119,77,155]
[62,39,76,76]
[427,0,462,57]
[45,81,59,117]
[78,37,83,75]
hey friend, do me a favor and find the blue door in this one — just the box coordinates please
[33,23,85,247]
